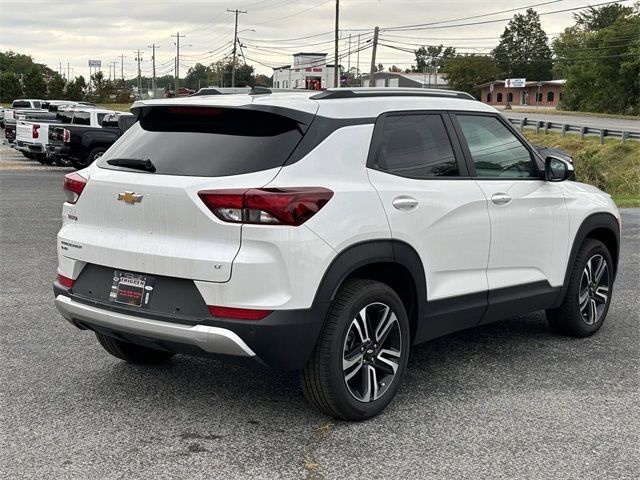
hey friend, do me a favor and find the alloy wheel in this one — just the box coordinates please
[578,254,610,325]
[342,302,402,402]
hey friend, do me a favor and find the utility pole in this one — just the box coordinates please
[67,63,70,83]
[347,33,351,80]
[334,0,339,87]
[148,44,159,91]
[171,32,186,92]
[110,61,117,82]
[134,50,143,94]
[119,54,125,83]
[227,9,247,87]
[369,26,379,88]
[356,34,361,86]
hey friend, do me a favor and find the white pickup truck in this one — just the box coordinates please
[18,107,116,165]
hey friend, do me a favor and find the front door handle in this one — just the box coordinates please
[491,193,512,205]
[392,196,418,211]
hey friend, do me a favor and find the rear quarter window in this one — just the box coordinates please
[72,112,91,125]
[98,107,307,177]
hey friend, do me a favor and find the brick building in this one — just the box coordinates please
[477,79,566,107]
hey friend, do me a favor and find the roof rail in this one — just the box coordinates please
[310,88,475,101]
[249,87,313,95]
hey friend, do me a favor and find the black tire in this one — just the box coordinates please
[301,279,410,421]
[95,332,174,364]
[21,151,36,160]
[34,153,50,164]
[86,147,107,165]
[70,158,87,170]
[546,239,614,337]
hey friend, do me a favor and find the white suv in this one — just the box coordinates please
[54,88,620,420]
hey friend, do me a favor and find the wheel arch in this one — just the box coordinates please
[313,240,427,342]
[561,212,620,300]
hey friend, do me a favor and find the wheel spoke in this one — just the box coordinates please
[584,258,593,283]
[594,257,607,283]
[579,288,590,310]
[357,307,371,342]
[369,366,379,401]
[361,364,372,401]
[374,308,397,345]
[588,298,597,324]
[344,354,364,382]
[375,348,400,375]
[594,285,609,304]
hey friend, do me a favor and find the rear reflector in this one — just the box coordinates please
[198,187,333,226]
[208,306,272,320]
[32,124,40,139]
[63,172,87,204]
[56,274,75,288]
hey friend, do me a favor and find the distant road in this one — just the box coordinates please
[504,111,640,133]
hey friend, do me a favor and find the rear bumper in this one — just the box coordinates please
[53,282,328,370]
[16,141,43,153]
[55,294,257,358]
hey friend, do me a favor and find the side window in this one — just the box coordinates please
[456,115,536,178]
[97,113,107,125]
[376,114,459,178]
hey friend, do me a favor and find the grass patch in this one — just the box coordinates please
[523,131,640,208]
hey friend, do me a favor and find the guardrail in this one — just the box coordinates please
[507,117,640,143]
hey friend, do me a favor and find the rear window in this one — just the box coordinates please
[12,101,31,108]
[98,107,306,177]
[56,112,73,123]
[72,112,91,125]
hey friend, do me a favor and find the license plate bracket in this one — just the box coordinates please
[109,271,155,308]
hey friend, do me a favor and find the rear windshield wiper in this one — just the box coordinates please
[107,158,156,173]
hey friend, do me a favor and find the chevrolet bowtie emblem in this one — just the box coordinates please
[117,191,143,204]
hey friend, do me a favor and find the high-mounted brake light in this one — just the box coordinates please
[62,128,71,143]
[63,172,87,204]
[208,305,272,320]
[56,274,75,288]
[198,187,333,226]
[32,124,40,139]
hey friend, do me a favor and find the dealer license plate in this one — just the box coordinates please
[109,271,155,308]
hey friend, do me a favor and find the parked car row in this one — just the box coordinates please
[3,99,135,169]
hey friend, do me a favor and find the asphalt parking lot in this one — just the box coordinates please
[1,142,638,479]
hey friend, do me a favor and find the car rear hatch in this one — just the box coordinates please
[59,101,317,283]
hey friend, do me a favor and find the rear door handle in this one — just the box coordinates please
[491,193,512,205]
[392,196,418,211]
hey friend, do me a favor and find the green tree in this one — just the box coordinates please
[66,75,86,101]
[492,8,553,80]
[23,65,47,98]
[183,63,212,90]
[441,54,500,98]
[574,3,634,31]
[414,45,456,71]
[0,71,23,102]
[253,74,272,87]
[47,73,65,99]
[376,63,384,72]
[553,5,639,114]
[90,71,107,100]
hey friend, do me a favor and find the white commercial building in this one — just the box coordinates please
[272,53,338,90]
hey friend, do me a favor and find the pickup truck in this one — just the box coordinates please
[2,99,44,135]
[14,102,91,164]
[49,111,135,169]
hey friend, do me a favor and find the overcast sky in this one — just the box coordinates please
[0,0,632,80]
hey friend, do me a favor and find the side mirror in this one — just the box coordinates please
[545,155,574,182]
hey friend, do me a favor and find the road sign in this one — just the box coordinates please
[88,60,102,67]
[505,78,526,88]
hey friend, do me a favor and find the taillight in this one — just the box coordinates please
[56,274,75,288]
[62,128,71,143]
[32,124,40,139]
[198,187,333,226]
[63,172,87,204]
[208,305,272,320]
